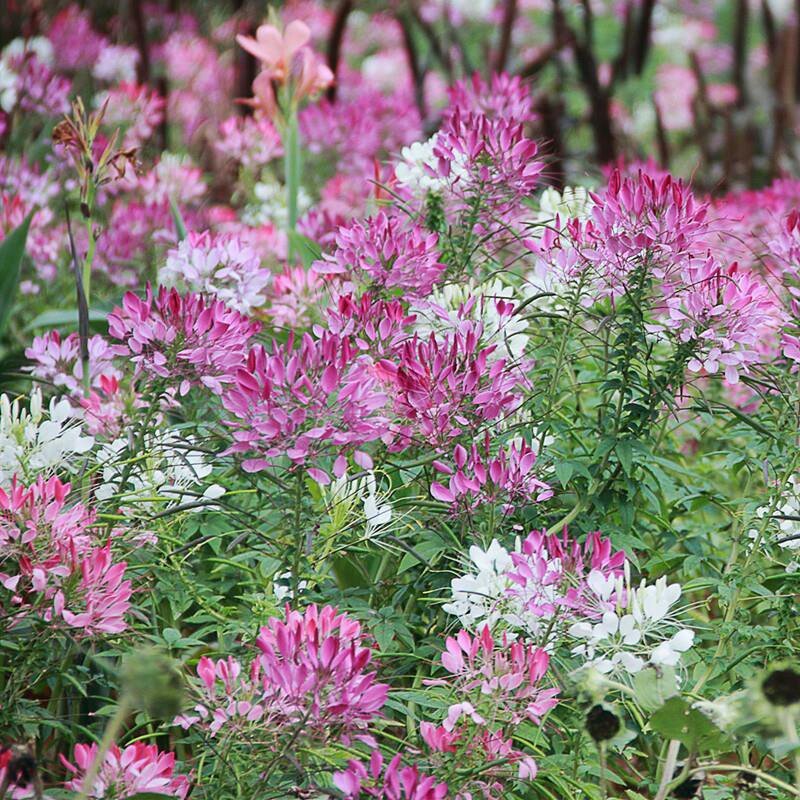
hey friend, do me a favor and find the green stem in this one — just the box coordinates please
[284,109,301,255]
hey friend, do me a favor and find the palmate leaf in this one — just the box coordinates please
[0,211,33,336]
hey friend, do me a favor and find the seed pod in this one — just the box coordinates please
[585,703,621,742]
[761,664,800,707]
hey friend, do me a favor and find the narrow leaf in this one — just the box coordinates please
[0,211,33,335]
[169,195,188,241]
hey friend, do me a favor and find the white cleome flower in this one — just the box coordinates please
[748,475,800,570]
[569,573,695,677]
[395,135,448,197]
[161,233,270,315]
[395,134,469,199]
[537,186,594,224]
[315,470,393,538]
[242,180,312,228]
[92,45,139,83]
[3,36,54,66]
[442,537,565,640]
[0,388,93,484]
[443,539,518,629]
[410,278,530,362]
[0,59,18,113]
[95,429,224,513]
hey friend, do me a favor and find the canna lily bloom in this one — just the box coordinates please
[236,21,311,81]
[236,20,333,116]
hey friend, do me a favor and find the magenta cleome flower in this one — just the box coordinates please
[107,285,260,396]
[378,323,526,450]
[178,605,389,749]
[431,436,552,513]
[315,212,445,299]
[223,332,389,473]
[334,750,448,800]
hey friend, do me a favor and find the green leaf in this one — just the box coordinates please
[287,230,322,269]
[616,439,633,475]
[0,211,33,335]
[649,697,730,753]
[25,308,108,332]
[555,461,574,489]
[169,195,188,241]
[633,665,678,712]
[162,627,181,645]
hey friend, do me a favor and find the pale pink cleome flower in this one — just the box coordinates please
[161,230,271,315]
[25,330,121,395]
[421,625,558,794]
[61,742,189,799]
[662,258,782,384]
[215,114,283,169]
[446,72,536,124]
[267,264,326,329]
[107,285,261,396]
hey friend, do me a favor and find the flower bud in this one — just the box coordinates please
[121,647,184,719]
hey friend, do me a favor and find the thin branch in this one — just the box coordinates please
[326,0,354,102]
[494,0,518,73]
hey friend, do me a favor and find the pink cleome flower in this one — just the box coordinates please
[178,605,389,748]
[421,625,558,792]
[377,323,527,450]
[61,742,189,799]
[315,212,446,299]
[25,330,120,396]
[107,285,260,396]
[506,529,627,622]
[334,750,448,800]
[431,435,552,513]
[0,477,130,637]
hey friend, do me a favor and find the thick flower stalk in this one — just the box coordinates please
[237,18,333,241]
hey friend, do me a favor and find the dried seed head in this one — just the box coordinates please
[585,703,620,742]
[761,665,800,707]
